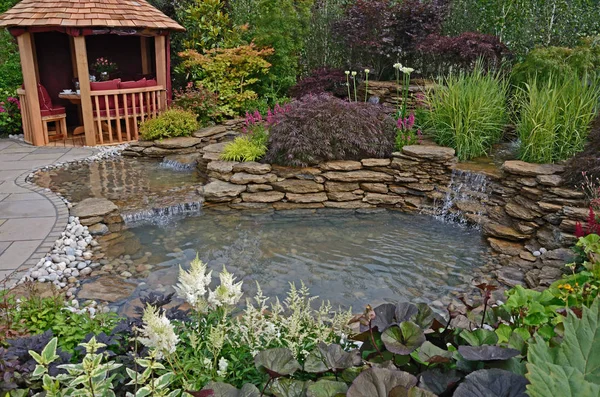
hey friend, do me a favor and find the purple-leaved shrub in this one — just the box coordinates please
[265,94,396,167]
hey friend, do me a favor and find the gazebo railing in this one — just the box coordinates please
[91,85,166,145]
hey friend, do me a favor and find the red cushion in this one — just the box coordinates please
[119,79,146,107]
[41,107,66,118]
[146,79,158,87]
[37,84,53,111]
[91,79,121,110]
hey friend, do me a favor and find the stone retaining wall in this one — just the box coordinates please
[201,145,589,290]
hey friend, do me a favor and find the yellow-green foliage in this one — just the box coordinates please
[139,108,200,141]
[220,136,267,162]
[178,44,274,117]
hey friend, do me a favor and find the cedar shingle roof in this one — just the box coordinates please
[0,0,184,31]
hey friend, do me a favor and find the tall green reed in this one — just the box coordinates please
[516,73,600,163]
[425,64,508,160]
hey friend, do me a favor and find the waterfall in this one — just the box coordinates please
[436,169,489,226]
[160,158,197,171]
[122,201,203,226]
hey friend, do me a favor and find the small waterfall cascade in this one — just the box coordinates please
[436,169,490,225]
[160,158,197,171]
[122,201,203,226]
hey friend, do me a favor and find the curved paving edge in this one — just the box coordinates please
[0,141,97,288]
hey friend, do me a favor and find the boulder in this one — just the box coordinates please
[88,223,109,236]
[319,160,363,171]
[505,202,537,221]
[193,125,228,138]
[232,162,272,175]
[154,136,202,149]
[79,216,103,226]
[286,193,328,203]
[272,180,324,194]
[72,198,118,219]
[494,267,525,287]
[322,171,394,183]
[562,206,590,221]
[230,172,277,185]
[241,191,285,203]
[536,174,563,186]
[207,160,239,174]
[502,160,564,176]
[78,276,136,302]
[361,158,391,167]
[360,183,388,193]
[363,193,403,205]
[401,145,455,161]
[202,180,246,202]
[483,222,528,241]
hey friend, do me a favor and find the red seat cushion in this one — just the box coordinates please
[37,84,54,112]
[91,79,121,110]
[119,78,146,107]
[146,79,158,87]
[41,106,66,118]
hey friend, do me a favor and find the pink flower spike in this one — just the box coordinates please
[407,113,415,130]
[253,110,262,122]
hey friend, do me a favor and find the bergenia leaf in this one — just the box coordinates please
[254,348,301,377]
[459,329,498,346]
[458,346,520,361]
[418,341,452,364]
[362,303,397,332]
[382,322,425,355]
[306,380,348,397]
[201,382,261,397]
[413,303,435,329]
[453,369,527,397]
[395,302,419,323]
[347,368,417,397]
[304,342,362,373]
[419,369,462,395]
[270,378,310,397]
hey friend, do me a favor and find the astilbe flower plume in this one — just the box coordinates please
[575,207,600,238]
[208,266,243,309]
[137,305,179,359]
[174,255,212,312]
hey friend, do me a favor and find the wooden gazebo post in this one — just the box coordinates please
[73,36,96,146]
[155,35,168,111]
[16,32,44,146]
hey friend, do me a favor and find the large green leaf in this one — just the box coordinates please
[381,322,425,355]
[526,297,600,396]
[458,346,520,361]
[453,369,527,397]
[270,379,310,397]
[417,341,452,364]
[201,382,261,397]
[306,380,348,397]
[254,348,301,377]
[303,343,362,373]
[459,329,498,346]
[347,368,417,397]
[418,369,462,395]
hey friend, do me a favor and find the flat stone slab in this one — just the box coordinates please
[232,162,272,175]
[72,198,118,219]
[241,191,285,203]
[154,136,202,149]
[78,276,136,302]
[502,160,564,176]
[322,170,394,183]
[203,180,246,201]
[207,160,239,174]
[272,180,324,194]
[320,161,363,171]
[203,142,229,153]
[230,172,277,185]
[401,145,455,160]
[193,125,228,138]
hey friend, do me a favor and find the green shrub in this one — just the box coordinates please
[424,65,508,160]
[516,74,600,163]
[139,108,200,141]
[220,134,267,162]
[172,84,224,126]
[511,37,600,88]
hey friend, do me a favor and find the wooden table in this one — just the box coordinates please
[58,92,85,135]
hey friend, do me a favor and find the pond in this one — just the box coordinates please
[35,157,489,310]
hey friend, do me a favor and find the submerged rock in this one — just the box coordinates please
[72,198,118,219]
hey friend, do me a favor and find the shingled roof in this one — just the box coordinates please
[0,0,185,31]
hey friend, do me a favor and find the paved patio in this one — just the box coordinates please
[0,139,95,285]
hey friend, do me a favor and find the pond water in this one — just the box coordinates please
[35,157,489,310]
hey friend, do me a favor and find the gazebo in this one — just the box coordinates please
[0,0,184,146]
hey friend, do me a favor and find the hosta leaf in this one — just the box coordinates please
[201,382,261,397]
[453,369,527,397]
[270,378,310,397]
[526,297,600,396]
[419,369,462,395]
[347,368,417,397]
[382,322,425,355]
[418,341,452,364]
[459,329,498,346]
[458,346,520,361]
[304,342,362,373]
[254,348,301,377]
[306,380,348,397]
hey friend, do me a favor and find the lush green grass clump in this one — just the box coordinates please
[220,127,268,162]
[425,65,508,160]
[516,74,600,163]
[139,108,200,141]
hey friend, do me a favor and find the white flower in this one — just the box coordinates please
[137,305,179,359]
[202,357,213,371]
[393,62,403,70]
[208,266,243,309]
[217,357,229,377]
[401,67,414,74]
[364,68,370,74]
[351,71,357,77]
[174,255,212,311]
[344,70,350,75]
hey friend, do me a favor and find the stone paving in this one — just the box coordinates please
[0,139,95,285]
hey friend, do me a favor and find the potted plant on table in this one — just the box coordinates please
[91,57,118,81]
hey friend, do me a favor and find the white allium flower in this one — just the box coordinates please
[401,67,414,74]
[351,71,357,77]
[174,255,212,311]
[217,357,229,377]
[364,68,370,74]
[208,266,243,309]
[393,62,403,70]
[138,305,179,359]
[344,70,350,75]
